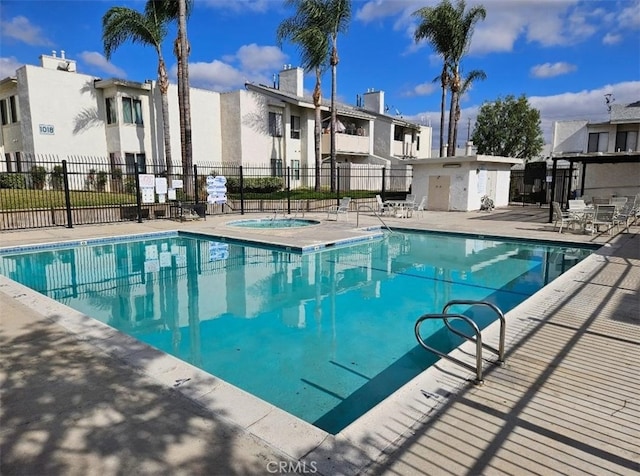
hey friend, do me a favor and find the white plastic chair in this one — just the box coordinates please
[409,196,427,217]
[552,201,579,233]
[375,195,392,215]
[327,197,351,220]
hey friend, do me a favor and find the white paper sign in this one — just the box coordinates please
[168,189,177,200]
[141,188,155,204]
[172,179,183,189]
[139,174,155,188]
[207,175,227,204]
[155,177,168,194]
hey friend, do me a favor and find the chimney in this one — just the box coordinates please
[363,89,385,114]
[278,66,303,97]
[465,141,475,156]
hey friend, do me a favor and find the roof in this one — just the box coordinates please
[404,154,523,166]
[244,82,422,124]
[610,101,640,124]
[93,78,152,91]
[551,151,640,164]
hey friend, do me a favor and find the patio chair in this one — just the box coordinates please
[375,194,392,215]
[588,204,617,235]
[409,196,427,217]
[405,194,416,207]
[327,197,351,220]
[552,201,579,233]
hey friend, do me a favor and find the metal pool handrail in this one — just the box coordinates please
[414,300,507,385]
[356,204,393,232]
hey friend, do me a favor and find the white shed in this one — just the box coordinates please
[406,155,523,211]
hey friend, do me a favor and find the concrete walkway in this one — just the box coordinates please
[1,206,639,475]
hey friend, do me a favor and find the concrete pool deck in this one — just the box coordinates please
[1,206,639,475]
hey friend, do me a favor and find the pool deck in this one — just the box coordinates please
[1,206,639,476]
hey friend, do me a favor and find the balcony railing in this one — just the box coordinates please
[322,132,370,155]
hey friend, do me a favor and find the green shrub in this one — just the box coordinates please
[50,165,64,190]
[0,173,26,189]
[124,177,137,194]
[30,166,47,190]
[226,176,284,193]
[96,171,108,192]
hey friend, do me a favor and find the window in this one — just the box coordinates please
[290,115,300,139]
[292,160,300,180]
[269,111,283,137]
[587,132,608,153]
[0,100,7,125]
[394,126,403,141]
[416,135,421,151]
[14,151,22,173]
[271,158,283,177]
[106,97,117,124]
[615,131,637,152]
[1,96,18,125]
[122,97,143,125]
[9,96,18,123]
[124,152,146,174]
[4,153,11,172]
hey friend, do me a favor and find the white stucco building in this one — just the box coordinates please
[0,54,431,190]
[551,101,640,200]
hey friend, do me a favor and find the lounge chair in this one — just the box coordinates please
[409,196,427,217]
[587,204,617,235]
[552,201,579,233]
[375,194,392,215]
[327,197,351,220]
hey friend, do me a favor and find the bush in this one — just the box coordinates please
[30,166,47,190]
[50,165,64,190]
[96,171,108,192]
[226,176,284,193]
[0,173,26,189]
[124,177,137,194]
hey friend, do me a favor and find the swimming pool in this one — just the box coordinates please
[227,218,320,228]
[0,231,593,433]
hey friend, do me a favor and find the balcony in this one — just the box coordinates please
[322,132,370,155]
[393,140,416,158]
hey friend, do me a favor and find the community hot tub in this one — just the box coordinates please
[227,218,320,228]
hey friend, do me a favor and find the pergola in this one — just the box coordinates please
[548,152,640,223]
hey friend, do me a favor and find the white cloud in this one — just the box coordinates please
[403,81,437,97]
[234,44,287,72]
[602,32,622,45]
[531,62,577,78]
[0,15,52,46]
[201,0,271,13]
[185,60,248,91]
[0,56,22,78]
[179,43,288,92]
[78,51,127,78]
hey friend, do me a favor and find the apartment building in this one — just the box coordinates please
[0,56,431,187]
[551,101,640,199]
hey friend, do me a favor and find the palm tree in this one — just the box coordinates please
[102,1,174,176]
[414,1,457,158]
[444,0,486,156]
[277,0,330,191]
[323,0,351,192]
[451,69,486,153]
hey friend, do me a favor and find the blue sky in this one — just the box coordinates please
[1,0,639,148]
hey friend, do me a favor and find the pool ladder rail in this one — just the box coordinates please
[415,300,506,385]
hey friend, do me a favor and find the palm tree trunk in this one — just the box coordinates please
[330,40,338,193]
[178,0,193,199]
[313,67,322,192]
[447,67,459,157]
[439,65,447,158]
[157,55,173,177]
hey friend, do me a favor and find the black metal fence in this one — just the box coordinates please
[509,168,575,206]
[0,154,412,230]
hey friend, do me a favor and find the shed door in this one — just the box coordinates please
[428,175,450,211]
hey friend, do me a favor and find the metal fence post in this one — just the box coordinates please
[193,164,199,204]
[286,166,291,214]
[135,158,143,223]
[381,166,386,201]
[62,159,73,228]
[336,165,340,204]
[239,165,245,215]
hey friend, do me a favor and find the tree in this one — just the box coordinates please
[102,1,174,176]
[413,0,486,157]
[451,69,486,152]
[413,2,456,157]
[444,0,486,156]
[277,0,330,191]
[472,95,544,159]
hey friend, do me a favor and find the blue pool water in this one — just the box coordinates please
[0,231,593,433]
[228,218,320,228]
